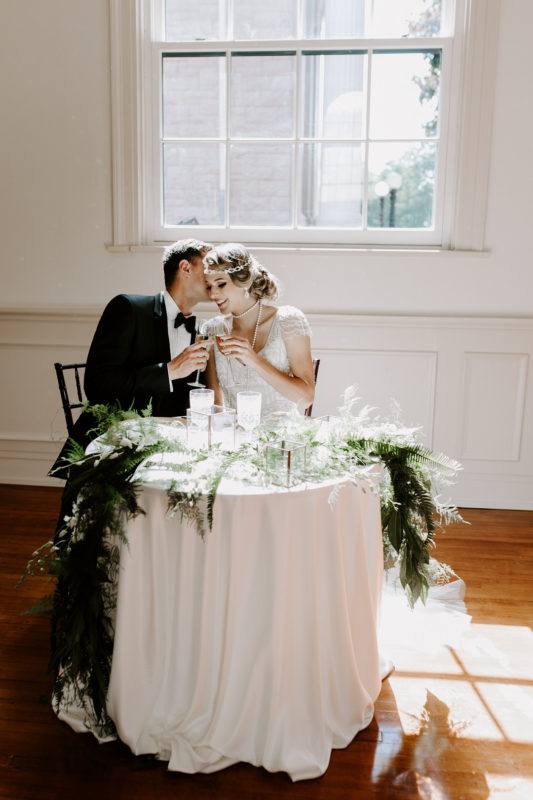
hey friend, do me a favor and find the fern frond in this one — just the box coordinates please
[206,448,245,529]
[351,438,461,474]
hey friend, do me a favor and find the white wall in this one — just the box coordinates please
[1,0,532,508]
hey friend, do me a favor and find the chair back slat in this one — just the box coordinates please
[54,362,87,436]
[74,366,83,403]
[304,358,320,418]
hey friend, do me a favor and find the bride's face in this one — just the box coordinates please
[204,272,249,314]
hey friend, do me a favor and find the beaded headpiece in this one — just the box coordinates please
[203,263,243,275]
[204,254,261,276]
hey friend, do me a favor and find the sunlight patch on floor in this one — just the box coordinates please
[388,676,504,739]
[456,624,533,681]
[385,623,533,680]
[385,641,465,675]
[388,621,533,745]
[485,773,533,799]
[476,682,533,744]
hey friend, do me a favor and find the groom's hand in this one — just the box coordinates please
[167,339,213,379]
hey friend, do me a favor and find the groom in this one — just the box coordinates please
[51,238,212,475]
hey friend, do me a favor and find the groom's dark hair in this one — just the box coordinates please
[163,239,211,288]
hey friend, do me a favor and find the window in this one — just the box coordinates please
[109,0,499,250]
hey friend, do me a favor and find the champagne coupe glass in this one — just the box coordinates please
[211,315,232,348]
[211,315,239,385]
[188,320,212,388]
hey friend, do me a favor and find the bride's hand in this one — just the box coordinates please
[218,335,258,367]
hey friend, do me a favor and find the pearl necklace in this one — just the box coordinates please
[232,300,259,319]
[251,301,263,351]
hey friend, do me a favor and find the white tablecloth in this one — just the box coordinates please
[100,477,383,781]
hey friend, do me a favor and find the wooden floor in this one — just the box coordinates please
[1,485,532,800]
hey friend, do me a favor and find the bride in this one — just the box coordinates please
[203,243,315,417]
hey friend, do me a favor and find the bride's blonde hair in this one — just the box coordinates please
[204,243,279,302]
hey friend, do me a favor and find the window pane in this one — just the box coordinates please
[299,143,363,227]
[303,0,366,39]
[233,0,297,40]
[370,51,440,139]
[369,0,442,38]
[302,52,366,139]
[303,0,441,39]
[230,144,293,226]
[163,143,225,226]
[165,0,225,41]
[163,56,226,139]
[231,55,296,138]
[367,141,436,228]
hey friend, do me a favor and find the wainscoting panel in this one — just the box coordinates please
[0,342,88,444]
[313,350,437,447]
[460,352,528,461]
[1,307,532,510]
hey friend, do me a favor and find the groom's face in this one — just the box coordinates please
[188,256,210,301]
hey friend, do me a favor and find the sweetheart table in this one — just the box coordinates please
[57,430,385,781]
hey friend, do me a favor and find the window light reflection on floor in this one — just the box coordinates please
[373,621,533,799]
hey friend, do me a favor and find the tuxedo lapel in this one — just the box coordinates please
[153,292,171,362]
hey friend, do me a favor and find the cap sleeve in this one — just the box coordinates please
[278,306,312,340]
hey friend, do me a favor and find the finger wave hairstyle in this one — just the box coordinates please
[204,243,280,302]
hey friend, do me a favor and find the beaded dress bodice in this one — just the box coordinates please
[204,305,311,417]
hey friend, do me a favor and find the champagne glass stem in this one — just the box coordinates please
[188,328,208,388]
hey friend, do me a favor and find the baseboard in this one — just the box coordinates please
[452,472,533,511]
[0,475,64,487]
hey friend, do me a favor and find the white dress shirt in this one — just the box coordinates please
[163,291,194,390]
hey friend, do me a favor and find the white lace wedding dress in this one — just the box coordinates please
[205,305,312,417]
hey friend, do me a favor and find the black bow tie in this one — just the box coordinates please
[174,312,196,335]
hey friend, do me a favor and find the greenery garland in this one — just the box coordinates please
[20,393,464,734]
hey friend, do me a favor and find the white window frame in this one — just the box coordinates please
[108,0,500,252]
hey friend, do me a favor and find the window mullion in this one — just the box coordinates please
[435,38,454,247]
[155,46,163,234]
[147,37,163,241]
[442,0,460,37]
[225,48,231,228]
[227,0,233,40]
[297,0,303,39]
[294,47,302,229]
[151,0,164,41]
[362,48,372,231]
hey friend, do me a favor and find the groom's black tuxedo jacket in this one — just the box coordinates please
[51,292,197,476]
[85,292,195,414]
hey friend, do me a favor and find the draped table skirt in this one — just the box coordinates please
[60,478,384,781]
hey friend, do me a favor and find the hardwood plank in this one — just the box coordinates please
[1,485,532,799]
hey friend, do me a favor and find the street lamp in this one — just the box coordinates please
[374,180,390,227]
[386,171,402,228]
